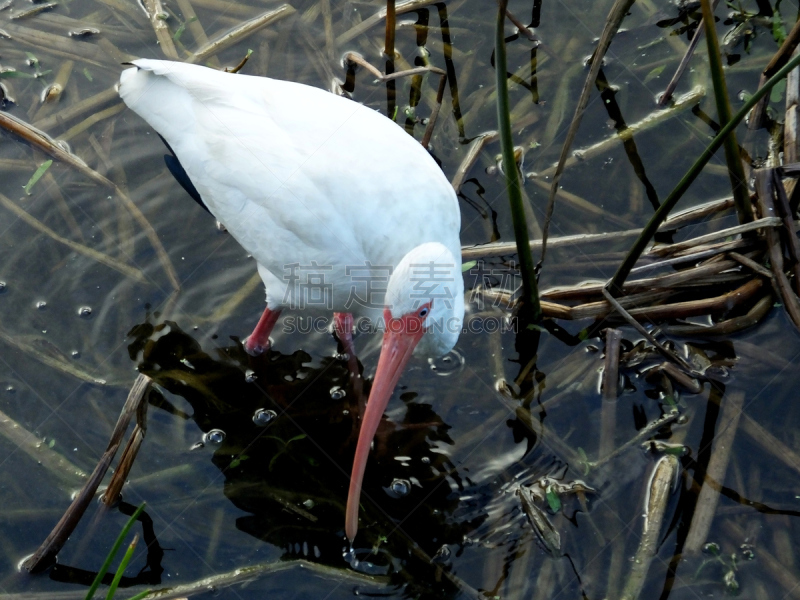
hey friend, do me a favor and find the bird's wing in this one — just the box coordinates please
[120,59,460,278]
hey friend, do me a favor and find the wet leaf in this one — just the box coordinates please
[771,79,786,103]
[0,69,35,79]
[23,159,52,195]
[545,486,561,513]
[772,11,787,45]
[462,260,477,272]
[643,64,665,84]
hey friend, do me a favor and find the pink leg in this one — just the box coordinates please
[244,306,282,355]
[334,312,364,410]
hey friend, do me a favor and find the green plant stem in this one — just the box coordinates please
[607,50,800,295]
[85,503,146,600]
[700,0,752,225]
[495,0,540,320]
[106,534,139,600]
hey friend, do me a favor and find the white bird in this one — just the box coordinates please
[119,59,464,540]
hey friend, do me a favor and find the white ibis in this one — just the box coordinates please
[118,59,464,540]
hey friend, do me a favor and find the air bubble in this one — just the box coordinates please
[386,478,410,498]
[203,429,226,444]
[245,369,257,383]
[428,349,465,376]
[0,281,6,293]
[36,301,47,310]
[252,408,276,426]
[78,306,92,318]
[330,386,346,400]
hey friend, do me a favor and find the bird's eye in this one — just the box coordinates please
[418,307,429,318]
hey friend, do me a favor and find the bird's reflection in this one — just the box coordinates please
[127,320,485,596]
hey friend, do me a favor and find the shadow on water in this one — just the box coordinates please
[123,319,488,597]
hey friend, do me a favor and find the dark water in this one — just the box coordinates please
[1,0,799,598]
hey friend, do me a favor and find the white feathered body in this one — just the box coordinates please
[119,60,463,356]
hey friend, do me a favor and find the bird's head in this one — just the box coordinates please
[346,242,463,540]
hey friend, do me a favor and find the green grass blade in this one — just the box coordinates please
[495,0,540,320]
[700,0,752,225]
[23,159,52,195]
[607,50,800,295]
[105,534,138,600]
[84,503,146,600]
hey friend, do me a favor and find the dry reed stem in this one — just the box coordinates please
[173,0,211,51]
[60,103,125,141]
[771,171,800,294]
[749,17,800,130]
[755,171,800,328]
[0,111,180,290]
[786,47,800,161]
[41,169,84,241]
[335,0,439,46]
[142,0,180,59]
[620,455,679,600]
[0,322,114,384]
[0,407,88,486]
[34,85,118,132]
[189,5,296,64]
[684,390,745,554]
[654,362,702,393]
[538,86,705,179]
[0,192,147,282]
[0,23,111,68]
[658,0,718,106]
[451,131,499,194]
[599,328,622,457]
[22,374,152,572]
[662,293,773,336]
[540,0,636,264]
[462,196,737,260]
[529,176,634,228]
[540,278,762,321]
[728,251,773,278]
[602,286,698,375]
[650,217,781,256]
[504,8,537,42]
[740,412,800,478]
[420,74,447,149]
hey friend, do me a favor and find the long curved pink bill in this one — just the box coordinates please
[345,329,419,541]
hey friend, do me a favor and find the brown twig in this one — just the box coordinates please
[22,375,152,572]
[771,171,800,295]
[662,293,773,336]
[420,74,447,149]
[384,0,395,58]
[748,18,800,130]
[452,131,499,194]
[601,286,698,376]
[755,170,800,329]
[505,8,537,42]
[658,0,720,106]
[600,328,623,457]
[103,392,149,505]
